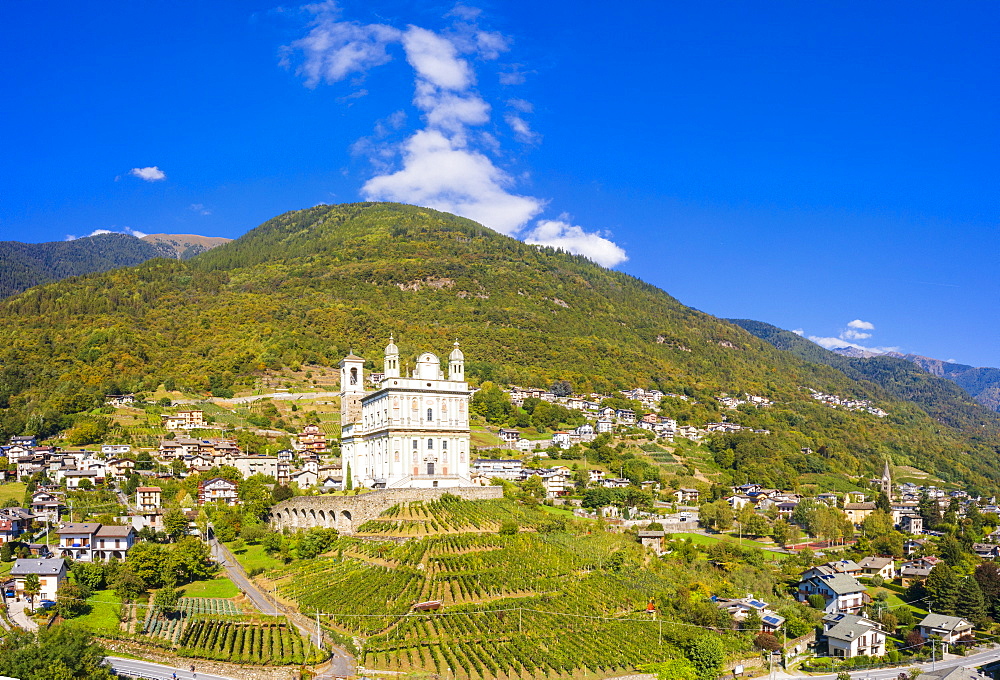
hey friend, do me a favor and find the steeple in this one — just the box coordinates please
[881,459,892,498]
[384,334,400,378]
[448,339,465,381]
[338,352,365,426]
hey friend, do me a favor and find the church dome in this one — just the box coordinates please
[449,340,464,361]
[384,335,399,356]
[418,352,439,364]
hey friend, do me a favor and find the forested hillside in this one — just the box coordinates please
[0,232,162,299]
[1,202,999,491]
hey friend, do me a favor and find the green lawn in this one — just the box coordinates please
[0,483,26,506]
[668,532,724,546]
[65,589,122,635]
[181,576,239,598]
[539,504,578,519]
[227,543,284,573]
[868,586,927,615]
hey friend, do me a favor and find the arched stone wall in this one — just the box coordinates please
[268,486,503,535]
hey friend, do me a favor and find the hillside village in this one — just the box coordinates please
[0,349,998,680]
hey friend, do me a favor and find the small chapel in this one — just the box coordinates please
[339,338,476,489]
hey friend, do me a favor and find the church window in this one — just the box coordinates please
[427,439,433,450]
[412,440,418,449]
[412,398,418,411]
[427,408,433,421]
[442,440,448,450]
[350,367,358,385]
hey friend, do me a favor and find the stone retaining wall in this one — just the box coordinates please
[269,486,503,534]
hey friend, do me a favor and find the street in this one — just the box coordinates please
[107,656,235,680]
[777,645,1000,679]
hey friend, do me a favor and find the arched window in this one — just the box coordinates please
[350,367,358,385]
[427,439,434,450]
[427,408,433,421]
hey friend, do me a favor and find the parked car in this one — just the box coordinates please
[38,600,55,609]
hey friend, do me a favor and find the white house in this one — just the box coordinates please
[917,613,974,646]
[797,572,868,614]
[198,478,239,506]
[822,613,885,658]
[11,558,67,603]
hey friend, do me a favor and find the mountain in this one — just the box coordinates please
[823,347,1000,413]
[0,232,231,300]
[899,355,1000,412]
[2,202,1000,492]
[141,233,232,259]
[728,318,1000,437]
[0,233,162,299]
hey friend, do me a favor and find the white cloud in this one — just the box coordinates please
[524,218,628,268]
[791,329,804,336]
[361,129,543,235]
[190,204,212,216]
[65,227,147,241]
[130,166,166,182]
[285,6,627,263]
[841,329,871,341]
[402,26,474,90]
[505,113,538,143]
[807,336,898,354]
[847,319,875,330]
[283,2,401,88]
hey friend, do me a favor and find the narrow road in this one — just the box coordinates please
[209,538,355,678]
[107,656,235,680]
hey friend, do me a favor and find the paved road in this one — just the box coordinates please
[172,391,339,406]
[107,656,235,680]
[209,539,355,678]
[777,645,1000,679]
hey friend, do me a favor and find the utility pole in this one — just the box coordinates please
[315,611,322,649]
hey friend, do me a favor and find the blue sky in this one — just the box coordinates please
[1,1,997,366]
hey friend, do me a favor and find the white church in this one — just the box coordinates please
[339,338,475,489]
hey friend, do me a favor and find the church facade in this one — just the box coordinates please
[339,338,475,489]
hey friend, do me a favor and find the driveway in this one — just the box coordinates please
[7,598,39,631]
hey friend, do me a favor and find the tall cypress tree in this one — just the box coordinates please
[974,562,1000,619]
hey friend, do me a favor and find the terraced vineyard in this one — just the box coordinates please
[178,619,324,665]
[274,525,745,678]
[355,496,559,536]
[138,597,321,665]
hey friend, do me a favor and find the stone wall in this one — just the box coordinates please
[269,486,503,534]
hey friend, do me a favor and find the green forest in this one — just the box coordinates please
[1,202,999,491]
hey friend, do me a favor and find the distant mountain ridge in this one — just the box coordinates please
[828,347,1000,412]
[0,232,230,299]
[729,319,1000,416]
[141,233,232,259]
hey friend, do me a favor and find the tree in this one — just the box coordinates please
[22,574,41,610]
[518,475,546,504]
[684,635,725,680]
[641,659,698,680]
[53,581,90,619]
[163,537,214,585]
[0,627,114,680]
[771,518,799,547]
[743,513,770,537]
[956,576,988,627]
[550,380,573,397]
[699,500,733,532]
[153,587,181,616]
[470,382,514,424]
[861,510,894,538]
[271,484,294,502]
[0,542,12,563]
[113,568,146,602]
[754,632,782,652]
[905,629,925,650]
[974,562,1000,617]
[925,564,960,615]
[163,508,189,542]
[126,542,168,588]
[875,491,891,514]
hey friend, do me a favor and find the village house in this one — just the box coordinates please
[672,488,700,504]
[797,571,868,614]
[473,459,525,481]
[161,410,206,430]
[552,431,573,449]
[136,487,162,512]
[595,419,614,434]
[899,561,934,587]
[900,514,924,534]
[636,531,664,555]
[858,556,896,580]
[972,543,1000,560]
[588,469,605,483]
[715,597,784,632]
[11,558,67,604]
[30,491,64,523]
[231,455,278,479]
[198,477,239,506]
[105,458,136,480]
[64,469,100,489]
[295,423,328,453]
[843,502,877,525]
[290,469,318,488]
[56,522,135,562]
[916,613,974,648]
[104,394,136,407]
[822,613,886,658]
